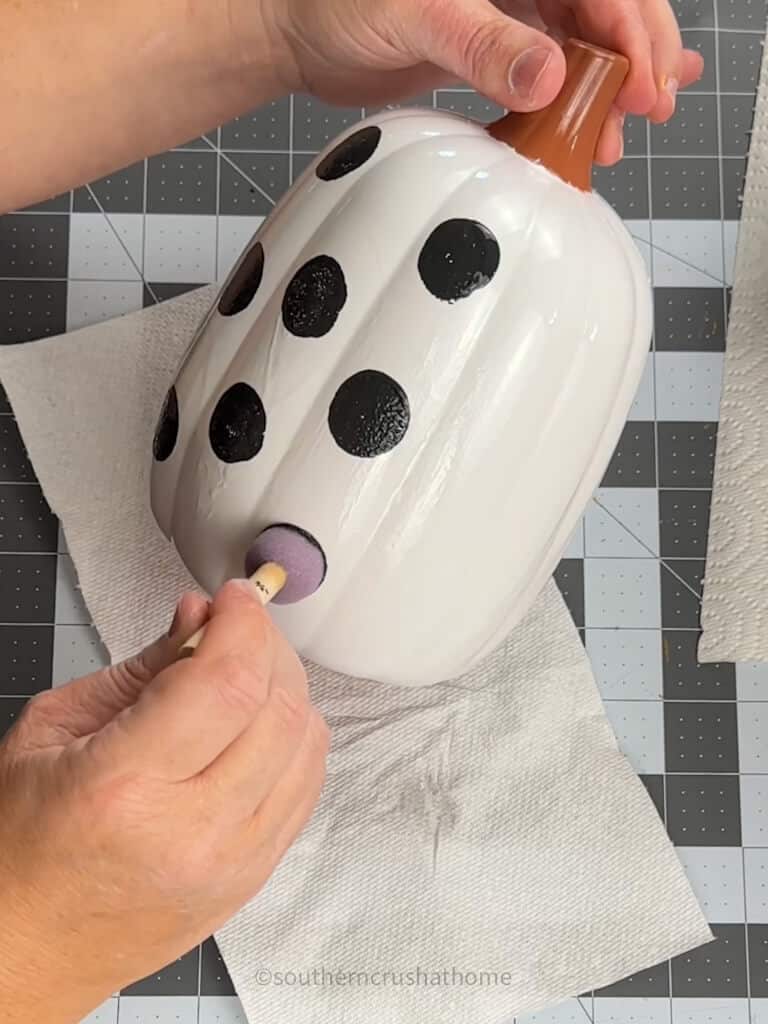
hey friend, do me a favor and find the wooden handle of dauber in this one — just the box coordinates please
[177,562,287,659]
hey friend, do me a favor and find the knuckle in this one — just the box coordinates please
[458,20,506,82]
[23,690,55,720]
[307,708,331,758]
[210,653,268,715]
[15,691,60,738]
[271,687,311,733]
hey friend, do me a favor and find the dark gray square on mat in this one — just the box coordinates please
[592,159,650,218]
[0,215,69,278]
[721,95,756,157]
[221,99,291,150]
[661,560,704,629]
[651,158,720,219]
[292,96,364,150]
[147,152,218,214]
[623,114,648,156]
[291,152,317,184]
[654,288,726,352]
[73,161,146,213]
[0,555,56,624]
[719,32,764,93]
[0,484,57,553]
[20,192,71,213]
[659,489,712,558]
[0,418,34,483]
[0,698,28,739]
[657,422,717,488]
[748,926,768,996]
[143,283,202,308]
[0,626,53,695]
[121,947,200,996]
[651,94,718,156]
[671,0,715,26]
[601,422,656,487]
[175,131,218,150]
[554,559,585,629]
[717,0,766,27]
[682,31,717,92]
[666,775,741,846]
[664,701,739,773]
[640,773,666,823]
[723,158,747,219]
[201,938,236,996]
[0,281,67,344]
[367,92,436,114]
[219,153,290,215]
[671,925,747,996]
[0,385,9,414]
[663,631,736,700]
[435,92,505,123]
[596,957,670,997]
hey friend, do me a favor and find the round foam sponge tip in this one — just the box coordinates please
[244,524,327,605]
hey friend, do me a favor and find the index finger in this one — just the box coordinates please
[569,0,658,113]
[86,581,293,780]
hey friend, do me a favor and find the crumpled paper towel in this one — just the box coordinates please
[0,288,710,1024]
[700,33,768,662]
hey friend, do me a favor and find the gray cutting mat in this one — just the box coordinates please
[0,6,766,1022]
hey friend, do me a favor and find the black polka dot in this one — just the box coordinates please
[153,387,178,462]
[282,255,347,338]
[209,382,266,463]
[329,370,409,458]
[418,219,500,302]
[316,126,382,181]
[218,242,265,316]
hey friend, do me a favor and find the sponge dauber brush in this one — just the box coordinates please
[176,523,327,659]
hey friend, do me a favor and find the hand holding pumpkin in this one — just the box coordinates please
[255,0,703,164]
[1,0,700,212]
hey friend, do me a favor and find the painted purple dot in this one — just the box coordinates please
[245,524,326,605]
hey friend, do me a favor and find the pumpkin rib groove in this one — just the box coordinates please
[475,202,650,665]
[346,178,565,666]
[473,200,601,662]
[151,290,221,537]
[337,185,616,672]
[296,163,551,654]
[170,111,514,538]
[243,134,506,566]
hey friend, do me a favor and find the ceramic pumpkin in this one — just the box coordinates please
[150,39,652,687]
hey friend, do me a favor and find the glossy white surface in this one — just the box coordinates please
[151,108,652,687]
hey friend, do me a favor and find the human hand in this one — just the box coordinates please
[253,0,703,165]
[0,583,329,1024]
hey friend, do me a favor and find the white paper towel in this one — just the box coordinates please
[699,34,768,661]
[0,289,711,1024]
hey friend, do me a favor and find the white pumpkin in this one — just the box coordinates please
[151,40,652,687]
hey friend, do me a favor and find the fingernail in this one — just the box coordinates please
[509,47,552,104]
[663,75,679,103]
[168,601,182,638]
[275,685,303,715]
[231,577,261,599]
[617,112,625,160]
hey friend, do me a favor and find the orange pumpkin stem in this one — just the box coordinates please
[488,39,629,192]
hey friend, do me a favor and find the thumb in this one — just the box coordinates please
[412,0,565,110]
